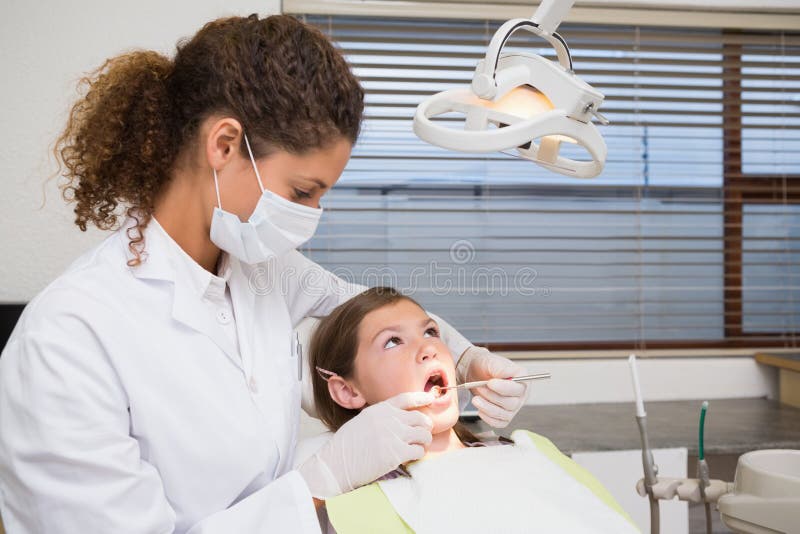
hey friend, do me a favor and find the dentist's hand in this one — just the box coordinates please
[458,346,529,428]
[298,391,434,498]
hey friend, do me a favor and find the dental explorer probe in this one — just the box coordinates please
[432,372,551,395]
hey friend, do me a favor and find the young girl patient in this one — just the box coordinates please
[309,287,640,534]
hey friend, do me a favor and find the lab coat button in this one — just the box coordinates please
[248,376,259,394]
[216,309,231,325]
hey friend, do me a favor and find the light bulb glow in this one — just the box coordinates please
[489,86,553,118]
[481,87,577,146]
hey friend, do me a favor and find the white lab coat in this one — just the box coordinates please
[0,219,471,533]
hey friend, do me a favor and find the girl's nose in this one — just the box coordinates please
[416,342,438,363]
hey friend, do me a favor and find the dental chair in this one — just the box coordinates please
[291,318,634,534]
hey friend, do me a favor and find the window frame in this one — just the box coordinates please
[722,37,800,347]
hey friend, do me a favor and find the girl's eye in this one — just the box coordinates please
[384,336,401,349]
[293,188,312,200]
[424,327,439,338]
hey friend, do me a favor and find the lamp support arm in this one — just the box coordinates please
[531,0,575,35]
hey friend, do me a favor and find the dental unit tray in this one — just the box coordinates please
[628,356,800,534]
[413,0,608,178]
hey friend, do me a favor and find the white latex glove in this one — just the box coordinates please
[457,346,529,428]
[297,391,435,498]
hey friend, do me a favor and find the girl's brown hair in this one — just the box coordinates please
[310,286,488,446]
[55,14,364,265]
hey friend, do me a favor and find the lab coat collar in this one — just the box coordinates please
[121,218,242,369]
[120,217,175,283]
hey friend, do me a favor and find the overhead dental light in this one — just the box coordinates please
[413,0,608,178]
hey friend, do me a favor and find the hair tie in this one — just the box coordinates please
[315,366,338,381]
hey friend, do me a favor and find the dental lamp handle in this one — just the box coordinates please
[472,16,572,99]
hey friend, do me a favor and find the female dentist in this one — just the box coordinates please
[0,14,528,534]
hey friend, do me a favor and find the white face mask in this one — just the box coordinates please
[209,133,323,264]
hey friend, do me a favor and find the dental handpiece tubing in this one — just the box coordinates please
[637,414,660,534]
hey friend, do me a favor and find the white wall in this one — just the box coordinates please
[0,0,281,302]
[512,357,777,406]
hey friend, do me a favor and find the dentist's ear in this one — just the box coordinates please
[327,376,367,410]
[205,116,243,170]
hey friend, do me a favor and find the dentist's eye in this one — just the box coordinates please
[424,327,439,338]
[384,336,401,349]
[293,188,312,200]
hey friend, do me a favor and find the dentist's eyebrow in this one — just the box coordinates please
[295,175,328,190]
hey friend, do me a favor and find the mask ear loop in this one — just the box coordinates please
[212,168,223,209]
[315,366,338,382]
[243,132,266,193]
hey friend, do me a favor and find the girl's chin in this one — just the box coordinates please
[428,409,460,434]
[431,422,457,435]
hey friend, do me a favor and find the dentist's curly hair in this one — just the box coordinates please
[55,14,364,266]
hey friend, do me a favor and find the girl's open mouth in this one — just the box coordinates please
[423,370,447,394]
[422,370,453,403]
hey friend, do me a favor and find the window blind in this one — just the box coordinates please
[735,32,800,344]
[299,15,800,349]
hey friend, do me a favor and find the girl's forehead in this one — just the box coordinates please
[357,299,429,341]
